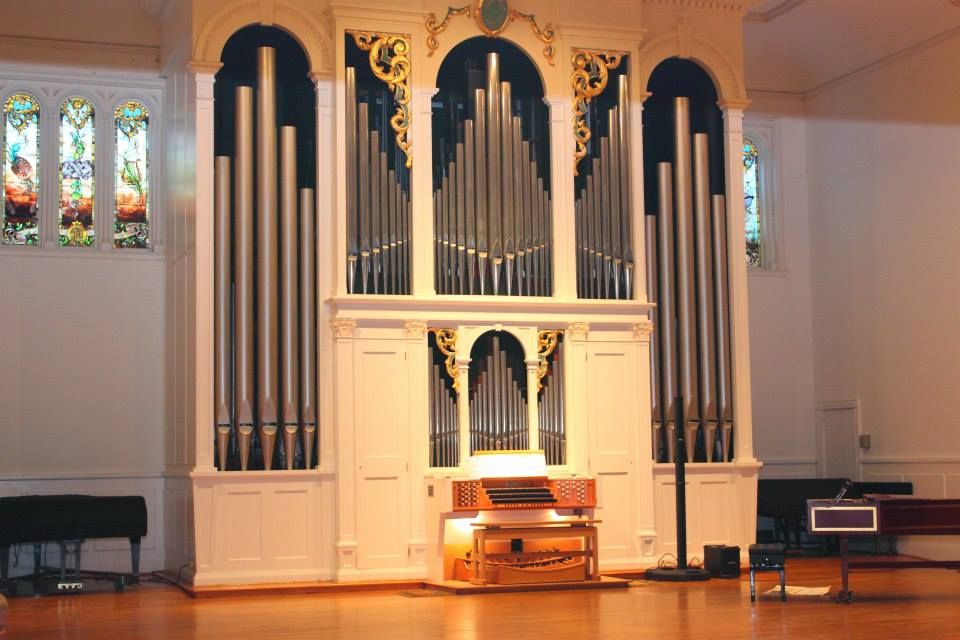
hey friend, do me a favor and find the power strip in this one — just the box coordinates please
[57,582,84,592]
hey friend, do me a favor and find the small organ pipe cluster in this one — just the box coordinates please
[538,338,565,466]
[574,73,634,300]
[344,66,412,295]
[469,333,530,452]
[647,96,734,463]
[214,46,318,471]
[429,338,460,468]
[433,52,553,296]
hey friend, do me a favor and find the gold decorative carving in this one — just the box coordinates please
[424,1,556,65]
[347,30,413,169]
[425,5,470,54]
[536,330,562,391]
[571,49,626,176]
[430,328,460,392]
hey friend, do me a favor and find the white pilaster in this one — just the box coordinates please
[405,320,429,566]
[547,97,575,300]
[526,361,540,450]
[412,88,438,296]
[332,317,359,570]
[720,102,756,463]
[565,322,590,472]
[457,359,471,464]
[190,63,220,472]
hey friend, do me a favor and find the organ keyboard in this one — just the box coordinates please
[452,477,596,512]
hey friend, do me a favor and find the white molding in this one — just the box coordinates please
[0,470,166,482]
[860,457,960,465]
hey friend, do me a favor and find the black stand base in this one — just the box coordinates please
[644,567,711,582]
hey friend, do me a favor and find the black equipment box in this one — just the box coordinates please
[704,545,741,578]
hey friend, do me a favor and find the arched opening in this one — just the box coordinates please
[643,57,734,465]
[468,330,529,452]
[432,37,552,297]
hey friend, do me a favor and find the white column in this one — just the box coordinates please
[526,360,540,450]
[631,91,652,302]
[564,323,589,472]
[332,318,359,570]
[190,63,220,472]
[412,88,438,296]
[405,320,429,565]
[547,97,575,300]
[719,102,756,463]
[457,360,471,464]
[632,321,658,557]
[314,73,337,468]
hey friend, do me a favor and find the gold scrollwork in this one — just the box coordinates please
[423,2,556,66]
[430,328,460,392]
[571,49,626,176]
[536,330,562,391]
[348,31,413,169]
[425,5,471,56]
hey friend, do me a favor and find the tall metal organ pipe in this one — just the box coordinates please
[234,85,255,471]
[214,156,232,472]
[656,163,678,463]
[300,188,317,469]
[644,214,660,460]
[712,194,733,462]
[693,133,717,461]
[280,126,299,470]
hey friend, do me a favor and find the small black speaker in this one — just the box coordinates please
[704,545,741,578]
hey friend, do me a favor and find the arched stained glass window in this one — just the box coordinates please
[743,137,761,268]
[114,100,149,249]
[3,93,40,245]
[60,97,95,247]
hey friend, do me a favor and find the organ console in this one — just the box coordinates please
[808,497,960,602]
[452,476,596,512]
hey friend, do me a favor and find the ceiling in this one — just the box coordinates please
[743,0,960,94]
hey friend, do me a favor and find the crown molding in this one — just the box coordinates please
[744,0,806,23]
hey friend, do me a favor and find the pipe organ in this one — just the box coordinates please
[344,34,412,295]
[432,50,553,296]
[646,95,734,463]
[573,52,633,300]
[213,43,318,471]
[538,335,566,466]
[429,330,460,468]
[468,332,530,451]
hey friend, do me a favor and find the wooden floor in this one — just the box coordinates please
[7,557,960,639]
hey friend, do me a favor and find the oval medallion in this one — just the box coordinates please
[478,0,510,35]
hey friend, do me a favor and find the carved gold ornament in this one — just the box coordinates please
[348,31,413,169]
[430,328,460,392]
[571,49,625,176]
[536,329,561,391]
[424,1,556,65]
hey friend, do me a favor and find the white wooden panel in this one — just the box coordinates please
[700,480,732,545]
[223,491,262,562]
[355,344,409,569]
[267,489,310,560]
[596,472,633,555]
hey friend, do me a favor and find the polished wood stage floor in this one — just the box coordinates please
[7,557,960,639]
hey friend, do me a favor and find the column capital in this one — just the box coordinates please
[633,321,654,340]
[717,98,751,113]
[566,322,590,340]
[404,320,428,340]
[331,317,357,339]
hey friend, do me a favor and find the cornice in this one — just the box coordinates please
[643,0,749,13]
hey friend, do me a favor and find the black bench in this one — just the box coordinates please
[0,495,147,588]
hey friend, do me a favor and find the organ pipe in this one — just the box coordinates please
[234,86,255,471]
[214,156,232,472]
[673,96,700,462]
[280,126,299,470]
[656,163,678,463]
[712,194,733,462]
[693,133,718,461]
[645,214,661,461]
[257,46,279,470]
[300,188,317,469]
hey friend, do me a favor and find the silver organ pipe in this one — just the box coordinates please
[428,354,459,468]
[693,133,718,461]
[433,53,552,296]
[280,126,299,470]
[575,72,632,299]
[256,46,280,469]
[673,96,699,462]
[300,188,317,469]
[234,86,255,471]
[644,214,661,461]
[712,195,733,462]
[214,155,232,472]
[212,45,319,471]
[468,333,532,453]
[345,66,411,295]
[646,97,736,463]
[538,338,566,466]
[656,163,678,463]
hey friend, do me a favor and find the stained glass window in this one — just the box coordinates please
[59,98,95,247]
[743,137,761,268]
[114,100,149,249]
[3,93,40,245]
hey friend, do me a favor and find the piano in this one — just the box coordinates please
[807,497,960,602]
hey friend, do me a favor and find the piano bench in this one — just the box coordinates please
[748,543,787,602]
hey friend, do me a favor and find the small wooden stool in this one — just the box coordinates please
[749,543,786,602]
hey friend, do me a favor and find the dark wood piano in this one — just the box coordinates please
[807,497,960,602]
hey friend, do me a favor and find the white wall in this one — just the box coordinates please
[745,95,819,479]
